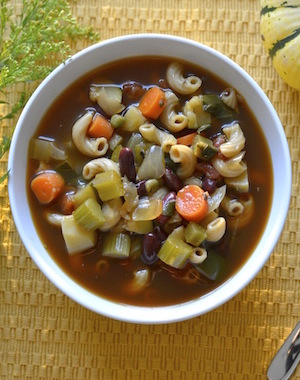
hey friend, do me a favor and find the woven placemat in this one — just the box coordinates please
[1,0,300,378]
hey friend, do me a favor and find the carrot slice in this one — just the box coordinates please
[138,87,166,119]
[177,132,197,146]
[87,114,114,140]
[31,171,65,205]
[175,185,208,222]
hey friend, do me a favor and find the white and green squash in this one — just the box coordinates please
[260,0,300,90]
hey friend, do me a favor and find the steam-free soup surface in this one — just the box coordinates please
[27,57,273,306]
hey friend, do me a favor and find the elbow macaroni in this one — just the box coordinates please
[166,62,202,95]
[160,91,188,133]
[212,151,247,178]
[221,195,244,217]
[139,123,177,153]
[169,144,197,179]
[82,157,120,180]
[72,112,109,158]
[220,123,245,158]
[206,217,226,242]
[183,95,211,129]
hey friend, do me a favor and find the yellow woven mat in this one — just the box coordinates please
[1,0,300,378]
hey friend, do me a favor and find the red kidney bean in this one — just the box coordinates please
[201,176,217,193]
[141,233,160,265]
[153,226,168,243]
[122,81,145,103]
[163,168,183,192]
[119,147,136,182]
[196,162,221,180]
[136,180,147,196]
[156,191,176,224]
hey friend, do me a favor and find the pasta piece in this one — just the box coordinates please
[160,91,188,133]
[206,217,226,242]
[221,195,244,217]
[212,151,247,178]
[166,62,202,95]
[72,112,109,158]
[82,157,120,180]
[225,170,249,193]
[220,88,239,112]
[227,194,254,229]
[220,123,245,158]
[99,198,123,232]
[169,144,197,179]
[183,95,211,129]
[139,123,177,153]
[189,247,207,264]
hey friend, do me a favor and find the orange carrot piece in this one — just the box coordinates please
[175,185,208,222]
[31,171,65,205]
[177,132,197,146]
[87,114,114,140]
[59,191,75,214]
[138,87,166,119]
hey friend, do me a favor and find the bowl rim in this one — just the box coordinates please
[8,33,292,324]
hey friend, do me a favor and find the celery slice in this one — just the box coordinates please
[185,222,207,246]
[158,227,193,269]
[196,252,226,281]
[73,183,97,208]
[102,233,131,258]
[93,170,124,201]
[73,198,105,231]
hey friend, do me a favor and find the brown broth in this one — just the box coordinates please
[27,57,273,306]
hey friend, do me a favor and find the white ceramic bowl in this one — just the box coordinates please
[8,34,291,324]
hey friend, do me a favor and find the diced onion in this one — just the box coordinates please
[132,197,162,221]
[137,145,165,180]
[207,185,226,213]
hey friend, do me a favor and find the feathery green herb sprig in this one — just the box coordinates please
[0,0,98,183]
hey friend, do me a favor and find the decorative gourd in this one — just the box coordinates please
[260,0,300,90]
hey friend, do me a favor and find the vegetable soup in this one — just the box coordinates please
[27,57,273,306]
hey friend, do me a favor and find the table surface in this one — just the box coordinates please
[1,1,300,379]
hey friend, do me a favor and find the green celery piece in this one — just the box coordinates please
[196,252,226,281]
[102,233,131,259]
[185,222,207,246]
[93,170,124,201]
[73,198,105,231]
[73,183,97,208]
[158,229,193,269]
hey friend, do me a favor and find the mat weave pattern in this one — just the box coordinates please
[1,0,300,379]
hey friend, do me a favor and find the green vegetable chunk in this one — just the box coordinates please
[158,227,193,269]
[196,252,226,281]
[93,170,124,201]
[102,233,131,258]
[73,198,105,231]
[73,183,97,208]
[185,222,207,246]
[192,134,218,160]
[202,94,234,119]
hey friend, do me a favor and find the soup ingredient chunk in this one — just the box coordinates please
[138,87,166,119]
[175,185,208,222]
[87,114,114,140]
[30,171,65,205]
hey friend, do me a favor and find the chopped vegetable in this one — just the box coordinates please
[191,135,218,160]
[177,132,197,146]
[89,86,125,116]
[87,114,114,140]
[132,197,163,221]
[29,138,66,162]
[196,252,226,281]
[73,198,105,231]
[157,226,193,269]
[185,222,207,246]
[73,183,97,208]
[137,145,165,180]
[111,114,126,129]
[102,233,131,258]
[61,214,97,255]
[175,185,208,222]
[138,87,166,119]
[31,171,65,205]
[93,170,124,201]
[202,94,234,119]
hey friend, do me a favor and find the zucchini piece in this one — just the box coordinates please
[73,198,105,231]
[102,233,131,258]
[202,94,234,119]
[196,252,226,281]
[93,170,124,201]
[192,134,218,160]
